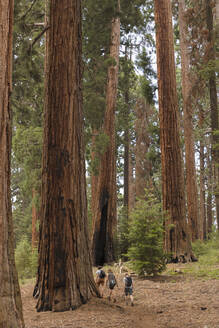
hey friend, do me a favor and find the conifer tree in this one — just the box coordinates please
[205,0,219,230]
[91,0,121,265]
[154,0,194,261]
[0,0,24,326]
[35,0,98,312]
[12,0,44,245]
[178,0,199,241]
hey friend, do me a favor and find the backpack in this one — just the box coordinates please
[125,276,132,287]
[98,269,106,279]
[108,273,116,288]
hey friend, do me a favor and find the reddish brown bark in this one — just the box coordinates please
[35,0,98,312]
[154,0,193,261]
[0,0,24,326]
[91,2,120,266]
[198,108,206,240]
[206,141,213,237]
[178,0,199,241]
[205,0,219,230]
[135,99,152,200]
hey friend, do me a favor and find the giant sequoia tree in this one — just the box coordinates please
[154,0,194,261]
[205,0,219,230]
[0,0,24,326]
[35,0,98,312]
[178,0,199,241]
[91,0,120,266]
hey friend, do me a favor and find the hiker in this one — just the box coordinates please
[124,273,134,306]
[106,269,118,302]
[95,266,106,297]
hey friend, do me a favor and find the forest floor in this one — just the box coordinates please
[22,263,219,328]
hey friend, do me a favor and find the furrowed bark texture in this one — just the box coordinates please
[206,141,213,236]
[92,5,120,266]
[0,0,24,326]
[35,0,98,312]
[154,0,193,261]
[199,108,206,240]
[205,0,219,230]
[178,0,199,241]
[135,99,152,199]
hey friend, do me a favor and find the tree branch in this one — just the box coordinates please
[19,0,38,21]
[28,26,50,53]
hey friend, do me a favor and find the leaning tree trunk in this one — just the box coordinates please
[35,0,98,312]
[205,0,219,230]
[178,0,199,241]
[0,0,24,326]
[91,2,120,266]
[154,0,194,262]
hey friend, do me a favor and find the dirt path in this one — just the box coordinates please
[21,269,219,328]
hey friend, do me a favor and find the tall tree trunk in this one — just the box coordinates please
[205,0,219,230]
[206,140,213,237]
[128,152,135,211]
[32,189,38,250]
[35,0,98,312]
[0,0,24,326]
[178,0,199,241]
[91,1,120,266]
[123,51,131,214]
[124,113,130,209]
[154,0,194,262]
[217,0,219,39]
[199,137,206,241]
[135,99,152,199]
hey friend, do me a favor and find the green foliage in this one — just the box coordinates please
[13,0,44,127]
[15,238,38,281]
[117,206,130,260]
[127,196,166,276]
[135,48,156,104]
[192,234,219,259]
[90,132,110,175]
[175,235,219,280]
[139,77,155,105]
[83,0,114,131]
[199,59,219,80]
[12,0,44,245]
[12,126,42,244]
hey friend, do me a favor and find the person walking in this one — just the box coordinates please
[95,266,106,298]
[123,273,134,306]
[106,269,118,302]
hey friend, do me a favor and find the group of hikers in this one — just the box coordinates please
[95,266,134,306]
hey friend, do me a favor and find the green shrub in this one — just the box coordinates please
[127,196,166,276]
[192,233,219,259]
[15,238,38,281]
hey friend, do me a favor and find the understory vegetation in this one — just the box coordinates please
[15,229,219,283]
[165,234,219,280]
